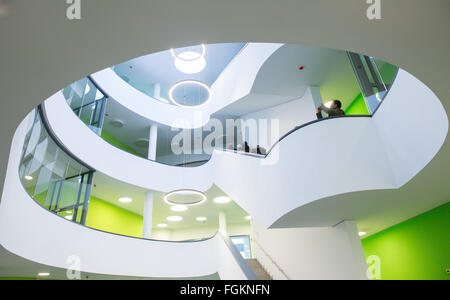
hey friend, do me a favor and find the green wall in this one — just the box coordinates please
[345,93,369,115]
[361,202,450,280]
[86,196,143,238]
[100,130,144,157]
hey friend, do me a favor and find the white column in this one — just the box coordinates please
[153,83,161,100]
[142,192,154,239]
[310,86,325,118]
[148,123,158,161]
[219,211,227,235]
[143,123,158,239]
[335,220,369,280]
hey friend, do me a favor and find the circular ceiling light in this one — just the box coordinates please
[171,44,206,74]
[168,80,211,108]
[167,216,183,222]
[245,216,252,220]
[24,175,33,181]
[213,196,231,204]
[157,223,168,228]
[358,231,367,237]
[164,189,207,206]
[110,119,124,128]
[135,138,149,148]
[118,197,133,203]
[171,205,188,212]
[196,217,207,222]
[171,44,206,61]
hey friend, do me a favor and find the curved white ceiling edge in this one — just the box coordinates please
[90,43,283,129]
[43,69,448,228]
[0,117,248,279]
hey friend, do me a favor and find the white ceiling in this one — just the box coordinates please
[91,172,251,230]
[218,45,358,116]
[113,43,246,101]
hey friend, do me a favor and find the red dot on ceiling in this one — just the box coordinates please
[129,66,133,69]
[299,66,304,70]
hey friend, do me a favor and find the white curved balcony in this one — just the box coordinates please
[90,43,283,129]
[43,69,448,228]
[0,117,255,279]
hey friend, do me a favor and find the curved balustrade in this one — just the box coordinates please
[61,52,399,167]
[0,109,255,279]
[45,69,448,229]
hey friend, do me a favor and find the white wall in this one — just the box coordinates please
[251,221,368,280]
[239,87,318,149]
[154,223,251,242]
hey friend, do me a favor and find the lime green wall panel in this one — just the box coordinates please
[361,202,450,280]
[345,93,369,115]
[100,130,143,157]
[86,197,143,238]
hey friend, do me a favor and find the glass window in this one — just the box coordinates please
[230,235,252,259]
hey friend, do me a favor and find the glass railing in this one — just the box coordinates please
[19,107,95,225]
[63,77,107,136]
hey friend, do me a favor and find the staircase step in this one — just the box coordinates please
[245,259,272,280]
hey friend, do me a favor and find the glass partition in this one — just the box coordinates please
[63,77,107,135]
[348,52,399,114]
[19,107,95,225]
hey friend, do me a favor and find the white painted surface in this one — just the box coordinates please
[44,69,448,229]
[0,119,248,279]
[239,87,318,148]
[142,192,154,239]
[251,221,368,280]
[91,43,283,129]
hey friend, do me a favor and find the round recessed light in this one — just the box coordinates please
[167,216,183,222]
[24,175,33,181]
[168,80,211,108]
[38,272,50,277]
[120,75,130,83]
[213,196,231,204]
[119,197,133,203]
[245,216,252,220]
[65,215,73,220]
[135,138,149,148]
[174,53,206,74]
[358,232,367,237]
[110,119,124,128]
[196,217,207,222]
[157,223,168,228]
[171,205,188,212]
[164,189,207,206]
[171,44,206,62]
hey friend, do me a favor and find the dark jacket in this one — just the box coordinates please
[316,104,345,119]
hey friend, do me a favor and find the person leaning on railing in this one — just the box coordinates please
[316,100,345,119]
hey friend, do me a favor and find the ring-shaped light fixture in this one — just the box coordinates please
[168,80,212,108]
[170,44,206,62]
[163,189,207,206]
